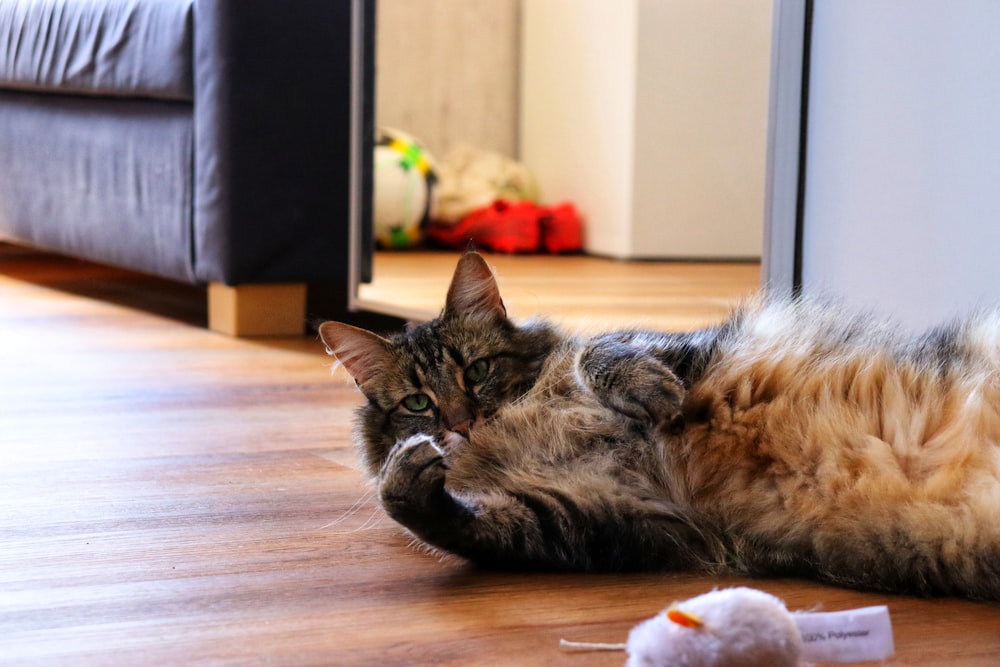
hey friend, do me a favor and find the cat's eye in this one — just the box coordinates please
[402,393,432,412]
[464,359,490,385]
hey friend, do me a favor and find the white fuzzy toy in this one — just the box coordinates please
[560,586,894,667]
[625,587,800,667]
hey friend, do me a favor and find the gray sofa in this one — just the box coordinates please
[0,0,367,334]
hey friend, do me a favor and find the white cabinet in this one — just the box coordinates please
[520,0,772,259]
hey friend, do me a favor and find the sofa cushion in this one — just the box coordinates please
[0,91,197,282]
[0,0,193,101]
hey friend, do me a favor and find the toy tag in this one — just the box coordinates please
[794,605,894,663]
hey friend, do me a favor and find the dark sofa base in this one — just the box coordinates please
[0,91,196,283]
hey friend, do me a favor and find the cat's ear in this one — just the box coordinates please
[444,252,507,321]
[318,321,393,387]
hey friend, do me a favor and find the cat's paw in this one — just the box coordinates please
[378,434,449,518]
[578,344,685,429]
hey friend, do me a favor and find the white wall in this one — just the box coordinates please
[632,0,772,258]
[802,0,1000,330]
[521,0,772,259]
[519,0,640,256]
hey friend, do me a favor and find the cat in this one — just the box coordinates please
[319,252,1000,600]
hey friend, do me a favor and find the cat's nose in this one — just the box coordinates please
[449,420,471,438]
[443,405,473,437]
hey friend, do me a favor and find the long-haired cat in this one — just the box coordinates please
[319,252,1000,600]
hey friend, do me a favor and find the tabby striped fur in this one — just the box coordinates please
[319,253,1000,599]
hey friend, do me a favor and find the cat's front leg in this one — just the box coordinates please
[377,434,542,563]
[378,434,458,528]
[377,434,707,571]
[576,337,685,429]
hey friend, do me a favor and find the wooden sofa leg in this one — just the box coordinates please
[208,283,307,336]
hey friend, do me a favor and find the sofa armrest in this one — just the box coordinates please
[192,0,356,286]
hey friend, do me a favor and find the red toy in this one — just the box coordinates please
[426,200,583,254]
[539,202,584,253]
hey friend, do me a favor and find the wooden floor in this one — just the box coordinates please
[358,251,761,332]
[3,246,1000,666]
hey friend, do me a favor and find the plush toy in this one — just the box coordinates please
[425,200,583,254]
[432,144,538,224]
[624,587,801,667]
[560,587,895,667]
[426,144,585,254]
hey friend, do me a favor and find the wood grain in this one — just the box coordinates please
[207,282,308,337]
[376,0,520,158]
[358,250,762,332]
[2,245,999,666]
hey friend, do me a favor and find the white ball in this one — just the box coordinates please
[372,128,436,248]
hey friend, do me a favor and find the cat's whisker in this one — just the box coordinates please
[356,507,387,531]
[340,507,386,534]
[315,490,376,530]
[320,505,387,535]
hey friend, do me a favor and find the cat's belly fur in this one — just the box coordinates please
[676,326,1000,586]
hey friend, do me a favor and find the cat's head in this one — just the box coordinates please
[319,252,559,477]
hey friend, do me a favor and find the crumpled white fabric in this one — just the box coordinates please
[432,144,538,224]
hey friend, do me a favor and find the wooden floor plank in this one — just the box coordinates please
[2,246,999,665]
[358,250,761,332]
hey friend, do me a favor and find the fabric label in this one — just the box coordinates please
[794,605,895,663]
